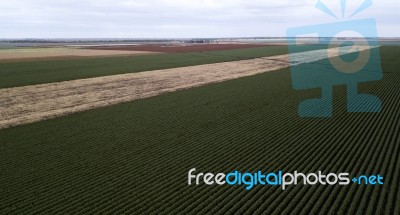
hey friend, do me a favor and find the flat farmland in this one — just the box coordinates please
[0,46,371,129]
[86,43,278,53]
[0,46,399,214]
[0,45,288,88]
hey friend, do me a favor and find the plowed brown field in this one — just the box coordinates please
[0,47,159,62]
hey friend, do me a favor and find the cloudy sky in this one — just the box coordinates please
[0,0,398,38]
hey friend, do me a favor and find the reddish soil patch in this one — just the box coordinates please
[85,43,278,53]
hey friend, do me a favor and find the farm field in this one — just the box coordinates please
[0,46,398,214]
[0,45,289,89]
[85,43,277,53]
[0,47,159,62]
[0,45,371,129]
[0,43,279,63]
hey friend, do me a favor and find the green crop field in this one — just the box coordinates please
[0,46,289,89]
[0,44,331,89]
[0,46,399,214]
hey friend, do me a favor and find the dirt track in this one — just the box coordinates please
[0,46,372,129]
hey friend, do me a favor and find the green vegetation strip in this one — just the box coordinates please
[0,46,398,214]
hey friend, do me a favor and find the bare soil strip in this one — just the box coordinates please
[0,47,159,62]
[0,46,371,129]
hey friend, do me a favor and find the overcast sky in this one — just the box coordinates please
[0,0,398,38]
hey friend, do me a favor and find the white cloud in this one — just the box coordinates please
[0,0,398,38]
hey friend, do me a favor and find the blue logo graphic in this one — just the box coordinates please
[287,0,382,117]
